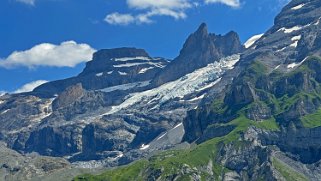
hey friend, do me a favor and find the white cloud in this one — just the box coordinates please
[14,80,48,93]
[0,41,96,69]
[105,13,136,25]
[105,0,241,25]
[127,0,192,10]
[205,0,240,8]
[16,0,36,6]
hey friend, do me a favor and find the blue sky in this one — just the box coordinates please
[0,0,289,93]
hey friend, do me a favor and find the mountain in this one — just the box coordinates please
[73,0,321,180]
[33,48,170,96]
[0,22,244,180]
[2,0,321,180]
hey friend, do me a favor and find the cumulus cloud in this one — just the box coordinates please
[205,0,240,8]
[14,80,48,93]
[105,0,241,25]
[105,13,136,25]
[16,0,36,6]
[0,41,96,69]
[127,0,192,10]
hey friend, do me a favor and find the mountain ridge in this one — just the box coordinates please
[2,0,321,180]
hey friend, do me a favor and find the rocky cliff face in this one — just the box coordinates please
[184,0,321,143]
[179,0,321,180]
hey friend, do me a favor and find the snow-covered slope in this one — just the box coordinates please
[104,54,240,115]
[244,34,264,49]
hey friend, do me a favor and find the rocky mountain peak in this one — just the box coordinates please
[273,0,321,30]
[194,22,208,38]
[81,48,151,75]
[33,47,169,96]
[152,23,244,86]
[241,0,321,71]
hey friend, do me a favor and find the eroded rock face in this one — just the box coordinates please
[218,142,274,180]
[52,83,84,110]
[260,125,321,164]
[23,126,79,157]
[246,102,272,121]
[0,142,71,180]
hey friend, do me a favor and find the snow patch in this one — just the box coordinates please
[290,35,301,48]
[274,65,281,70]
[278,26,302,33]
[118,71,128,75]
[314,18,321,26]
[291,3,305,10]
[115,153,124,159]
[198,78,222,91]
[139,67,154,74]
[96,72,103,77]
[113,62,165,68]
[114,56,151,62]
[276,46,287,52]
[157,132,167,140]
[100,81,150,93]
[188,94,205,102]
[107,71,113,74]
[287,63,299,69]
[291,35,301,41]
[287,57,308,69]
[151,62,165,68]
[113,62,147,68]
[290,41,299,48]
[1,109,10,115]
[172,123,183,130]
[140,144,150,150]
[244,34,264,48]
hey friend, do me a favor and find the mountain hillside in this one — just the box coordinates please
[74,0,321,180]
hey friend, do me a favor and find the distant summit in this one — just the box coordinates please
[34,47,169,95]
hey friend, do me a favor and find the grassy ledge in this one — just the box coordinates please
[272,157,308,181]
[301,108,321,128]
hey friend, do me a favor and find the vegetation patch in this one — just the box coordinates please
[272,157,308,181]
[73,160,148,181]
[301,108,321,128]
